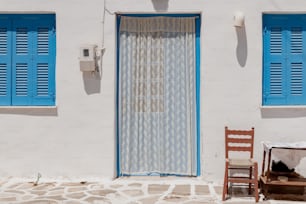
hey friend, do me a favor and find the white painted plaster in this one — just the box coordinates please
[0,0,306,182]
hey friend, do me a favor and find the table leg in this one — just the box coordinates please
[267,149,272,181]
[261,150,266,176]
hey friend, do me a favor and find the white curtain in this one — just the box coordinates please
[118,16,197,176]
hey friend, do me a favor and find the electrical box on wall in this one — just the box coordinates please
[79,45,97,71]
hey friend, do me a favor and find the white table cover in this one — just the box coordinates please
[262,141,306,169]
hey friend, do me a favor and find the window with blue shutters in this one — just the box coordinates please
[263,14,306,105]
[0,14,56,106]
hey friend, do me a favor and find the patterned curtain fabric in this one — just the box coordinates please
[118,16,197,176]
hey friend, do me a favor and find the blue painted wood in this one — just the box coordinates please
[0,14,55,106]
[0,19,12,105]
[195,15,201,176]
[12,18,33,105]
[116,14,121,177]
[263,14,306,105]
[31,17,56,106]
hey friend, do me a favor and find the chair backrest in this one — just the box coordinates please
[225,126,255,159]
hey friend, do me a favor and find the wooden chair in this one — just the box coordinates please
[222,126,259,202]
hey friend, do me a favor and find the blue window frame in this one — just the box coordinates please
[263,14,306,105]
[0,14,56,106]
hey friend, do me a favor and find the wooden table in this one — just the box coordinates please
[260,142,306,198]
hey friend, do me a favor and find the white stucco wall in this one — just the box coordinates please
[1,0,306,182]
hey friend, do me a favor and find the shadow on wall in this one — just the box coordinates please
[151,0,169,11]
[235,26,247,67]
[82,71,101,94]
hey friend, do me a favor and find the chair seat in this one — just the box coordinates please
[228,158,256,167]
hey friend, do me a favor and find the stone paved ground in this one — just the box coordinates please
[0,177,304,204]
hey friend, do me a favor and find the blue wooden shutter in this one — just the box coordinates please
[12,19,32,105]
[287,23,306,104]
[263,16,287,105]
[0,19,12,105]
[12,15,55,106]
[263,15,306,105]
[31,16,56,105]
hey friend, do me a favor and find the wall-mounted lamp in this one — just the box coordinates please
[234,11,245,27]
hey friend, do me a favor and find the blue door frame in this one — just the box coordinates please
[116,13,201,176]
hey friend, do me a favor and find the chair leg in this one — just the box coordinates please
[222,163,229,201]
[249,166,252,195]
[254,163,259,202]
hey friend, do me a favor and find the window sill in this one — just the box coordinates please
[0,106,57,109]
[260,105,306,118]
[0,106,58,116]
[261,105,306,110]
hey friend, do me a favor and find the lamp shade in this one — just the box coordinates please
[234,11,245,27]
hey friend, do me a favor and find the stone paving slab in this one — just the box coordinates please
[195,185,210,195]
[148,184,170,194]
[0,178,304,203]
